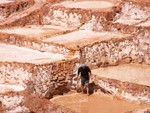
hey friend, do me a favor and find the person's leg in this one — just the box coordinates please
[81,77,85,94]
[85,80,89,95]
[81,86,84,93]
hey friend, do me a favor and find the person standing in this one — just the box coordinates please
[77,64,91,94]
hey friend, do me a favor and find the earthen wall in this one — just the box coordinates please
[42,5,117,28]
[0,33,71,54]
[94,76,150,104]
[0,0,35,21]
[0,58,78,98]
[81,33,150,68]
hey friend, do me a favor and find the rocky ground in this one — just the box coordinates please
[0,0,150,113]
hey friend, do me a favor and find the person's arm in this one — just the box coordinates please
[77,67,81,80]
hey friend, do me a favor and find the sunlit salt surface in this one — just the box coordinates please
[0,25,73,38]
[56,1,114,9]
[0,84,25,93]
[0,44,66,64]
[0,0,15,4]
[92,64,150,86]
[44,30,130,49]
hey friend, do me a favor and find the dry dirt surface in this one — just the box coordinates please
[51,92,150,113]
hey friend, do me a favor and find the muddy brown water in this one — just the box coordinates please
[50,93,149,113]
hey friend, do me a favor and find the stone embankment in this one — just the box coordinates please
[0,87,74,113]
[91,64,150,104]
[0,0,35,22]
[0,43,78,98]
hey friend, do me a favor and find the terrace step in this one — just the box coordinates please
[0,43,68,64]
[0,26,149,67]
[113,0,150,26]
[43,29,149,67]
[92,64,150,104]
[0,25,76,54]
[42,0,122,28]
[104,0,150,35]
[92,64,150,86]
[0,0,46,28]
[0,84,25,94]
[0,43,78,98]
[0,0,35,22]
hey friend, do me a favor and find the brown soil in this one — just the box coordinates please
[51,92,150,113]
[22,90,74,113]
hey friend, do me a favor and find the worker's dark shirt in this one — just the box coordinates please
[78,65,91,80]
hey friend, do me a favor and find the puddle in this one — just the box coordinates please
[51,93,149,113]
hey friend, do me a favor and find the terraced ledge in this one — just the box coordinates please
[42,0,122,28]
[43,30,137,67]
[1,28,148,67]
[58,30,149,68]
[52,0,121,11]
[85,0,150,35]
[101,0,150,36]
[92,64,150,104]
[92,64,150,86]
[0,0,46,28]
[0,84,25,94]
[114,0,150,26]
[137,18,150,27]
[0,0,35,22]
[0,25,76,54]
[0,43,70,64]
[0,0,15,4]
[0,44,78,98]
[0,25,75,39]
[44,30,131,50]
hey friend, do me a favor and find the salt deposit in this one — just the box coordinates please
[115,19,142,25]
[92,64,150,86]
[44,30,130,49]
[55,1,114,9]
[0,84,25,94]
[0,25,73,38]
[137,19,150,26]
[0,44,66,64]
[0,0,14,4]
